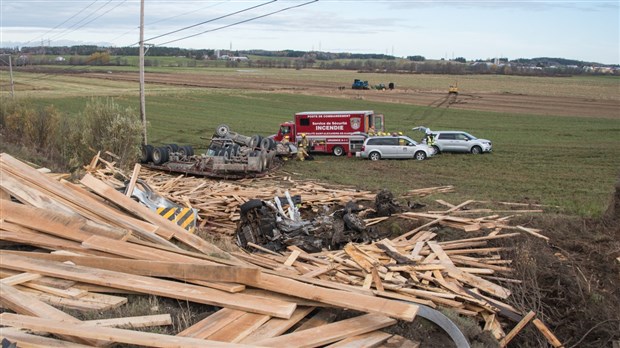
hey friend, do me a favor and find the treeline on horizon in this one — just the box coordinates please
[1,45,617,76]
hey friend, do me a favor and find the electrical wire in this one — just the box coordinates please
[47,0,114,42]
[153,0,319,46]
[22,0,99,47]
[108,0,232,44]
[49,0,129,43]
[140,0,277,45]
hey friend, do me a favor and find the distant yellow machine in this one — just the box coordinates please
[448,82,459,95]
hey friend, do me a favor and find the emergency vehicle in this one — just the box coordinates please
[272,111,385,156]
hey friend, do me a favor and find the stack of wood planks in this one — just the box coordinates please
[87,155,454,235]
[0,153,423,347]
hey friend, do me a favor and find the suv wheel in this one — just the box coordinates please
[414,151,427,161]
[369,152,381,161]
[432,145,440,154]
[471,146,482,154]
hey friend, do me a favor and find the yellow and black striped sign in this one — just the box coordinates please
[156,207,196,233]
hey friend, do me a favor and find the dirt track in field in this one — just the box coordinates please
[82,71,619,119]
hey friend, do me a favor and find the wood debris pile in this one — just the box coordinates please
[0,152,564,347]
[88,156,454,235]
[0,153,421,347]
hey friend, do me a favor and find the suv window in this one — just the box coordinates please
[454,133,470,141]
[438,133,455,140]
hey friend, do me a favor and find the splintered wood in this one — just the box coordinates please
[0,153,422,347]
[0,152,561,347]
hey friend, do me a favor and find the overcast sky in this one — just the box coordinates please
[1,0,618,64]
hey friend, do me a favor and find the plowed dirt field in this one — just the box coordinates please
[81,71,619,119]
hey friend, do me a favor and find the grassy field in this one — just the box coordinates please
[2,70,619,216]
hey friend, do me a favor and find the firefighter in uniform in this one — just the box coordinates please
[297,133,309,161]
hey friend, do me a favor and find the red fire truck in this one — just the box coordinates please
[272,110,385,156]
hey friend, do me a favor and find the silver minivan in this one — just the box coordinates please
[432,131,492,154]
[359,135,435,161]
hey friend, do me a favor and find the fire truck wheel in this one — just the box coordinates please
[140,144,154,163]
[215,124,230,137]
[250,135,263,149]
[152,147,169,165]
[333,146,345,157]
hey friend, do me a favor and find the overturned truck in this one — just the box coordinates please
[140,125,295,179]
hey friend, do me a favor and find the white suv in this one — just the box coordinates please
[432,131,492,154]
[359,135,435,161]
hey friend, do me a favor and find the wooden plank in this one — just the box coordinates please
[85,314,172,328]
[532,318,564,348]
[241,306,315,343]
[283,250,301,267]
[0,253,296,319]
[325,331,393,348]
[516,225,550,241]
[124,163,141,197]
[0,268,75,289]
[5,251,260,284]
[246,272,419,321]
[0,272,42,285]
[0,313,262,348]
[0,282,101,346]
[207,312,270,343]
[0,200,130,242]
[344,243,374,273]
[178,309,245,339]
[1,330,95,348]
[253,314,397,348]
[499,310,536,347]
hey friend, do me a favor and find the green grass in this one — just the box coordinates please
[2,70,618,217]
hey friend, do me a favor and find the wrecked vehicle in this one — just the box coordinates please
[140,125,295,179]
[235,189,411,253]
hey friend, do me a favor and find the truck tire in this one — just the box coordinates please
[249,135,263,149]
[152,147,169,165]
[166,143,179,153]
[140,144,154,163]
[333,145,345,157]
[240,199,263,215]
[215,124,230,137]
[261,137,275,151]
[179,145,193,158]
[231,144,240,157]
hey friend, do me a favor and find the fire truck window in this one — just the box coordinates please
[280,126,290,135]
[299,118,310,126]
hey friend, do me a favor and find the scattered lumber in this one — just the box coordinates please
[0,153,561,347]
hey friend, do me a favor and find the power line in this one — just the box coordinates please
[53,0,129,42]
[154,0,319,47]
[141,0,277,45]
[48,0,115,42]
[22,0,99,47]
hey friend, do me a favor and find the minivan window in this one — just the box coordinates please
[438,133,455,140]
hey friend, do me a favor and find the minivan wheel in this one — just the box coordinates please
[414,151,427,160]
[471,146,482,154]
[369,152,381,161]
[333,146,345,157]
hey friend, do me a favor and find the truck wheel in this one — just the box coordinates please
[240,199,263,215]
[140,144,154,163]
[260,137,275,151]
[231,144,240,157]
[268,138,277,150]
[471,146,482,154]
[152,147,169,165]
[166,143,179,153]
[215,124,230,137]
[250,135,263,149]
[333,146,345,157]
[369,151,381,161]
[179,145,193,158]
[414,151,427,160]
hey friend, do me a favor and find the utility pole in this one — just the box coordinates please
[9,55,15,99]
[139,0,147,145]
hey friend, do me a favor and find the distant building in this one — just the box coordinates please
[55,56,65,62]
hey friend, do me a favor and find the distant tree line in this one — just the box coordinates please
[1,46,616,76]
